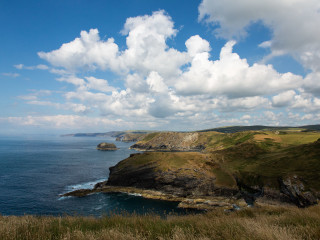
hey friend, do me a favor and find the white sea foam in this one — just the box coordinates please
[127,192,142,197]
[66,178,106,191]
[58,196,71,201]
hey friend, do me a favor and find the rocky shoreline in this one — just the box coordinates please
[61,151,319,210]
[61,184,249,211]
[62,131,320,211]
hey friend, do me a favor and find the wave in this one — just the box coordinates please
[127,192,142,197]
[58,178,106,200]
[66,178,106,191]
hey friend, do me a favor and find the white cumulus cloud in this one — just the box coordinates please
[14,10,319,131]
[198,0,320,72]
[38,29,120,72]
[176,40,302,97]
[272,90,296,107]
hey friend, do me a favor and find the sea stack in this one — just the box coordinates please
[97,142,118,151]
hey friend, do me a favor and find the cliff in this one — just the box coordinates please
[102,137,320,208]
[115,132,149,142]
[130,132,207,151]
[64,130,320,209]
[106,152,236,197]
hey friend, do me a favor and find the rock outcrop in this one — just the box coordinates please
[63,133,320,210]
[104,152,238,199]
[130,132,206,152]
[115,133,148,142]
[278,176,318,208]
[97,142,118,151]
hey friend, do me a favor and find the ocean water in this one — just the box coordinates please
[0,135,187,217]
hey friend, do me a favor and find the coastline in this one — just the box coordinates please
[61,184,249,211]
[59,130,320,212]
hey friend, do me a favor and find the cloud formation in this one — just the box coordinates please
[176,40,302,97]
[10,10,320,131]
[198,0,320,88]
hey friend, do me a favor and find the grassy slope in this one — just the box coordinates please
[135,130,320,191]
[210,132,320,190]
[116,152,215,179]
[1,205,320,240]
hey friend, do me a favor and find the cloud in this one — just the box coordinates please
[175,40,302,97]
[26,100,90,114]
[146,71,168,94]
[14,64,49,70]
[216,96,270,112]
[272,90,296,107]
[18,90,52,101]
[264,111,277,121]
[186,35,211,57]
[38,29,120,72]
[198,0,320,72]
[57,76,86,86]
[85,76,115,92]
[303,72,320,96]
[38,11,188,80]
[148,96,177,118]
[2,72,20,78]
[13,10,319,132]
[1,115,123,129]
[120,10,188,78]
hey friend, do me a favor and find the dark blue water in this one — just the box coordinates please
[0,135,186,216]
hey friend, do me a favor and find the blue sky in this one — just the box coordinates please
[1,0,320,134]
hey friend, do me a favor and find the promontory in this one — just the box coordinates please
[64,125,320,210]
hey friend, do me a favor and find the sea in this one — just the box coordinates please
[0,135,189,217]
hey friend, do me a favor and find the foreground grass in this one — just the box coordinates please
[1,205,320,240]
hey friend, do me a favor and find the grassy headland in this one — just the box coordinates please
[99,129,320,209]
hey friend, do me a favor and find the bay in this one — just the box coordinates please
[0,135,187,216]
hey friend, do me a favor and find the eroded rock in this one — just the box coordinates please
[97,142,118,151]
[278,176,318,208]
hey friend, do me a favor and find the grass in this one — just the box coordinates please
[141,132,161,142]
[117,152,210,173]
[1,205,320,240]
[277,132,320,145]
[208,138,320,188]
[118,131,320,191]
[211,167,236,187]
[194,131,258,152]
[254,131,320,146]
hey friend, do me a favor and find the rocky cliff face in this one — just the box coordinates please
[104,139,320,208]
[115,133,148,142]
[105,152,237,198]
[278,176,318,208]
[130,132,206,152]
[104,152,237,203]
[64,133,320,209]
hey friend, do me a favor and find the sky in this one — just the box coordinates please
[1,0,320,134]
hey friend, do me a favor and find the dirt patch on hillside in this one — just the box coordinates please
[254,134,282,143]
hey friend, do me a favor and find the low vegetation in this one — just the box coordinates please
[1,204,320,240]
[134,130,320,191]
[6,127,320,239]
